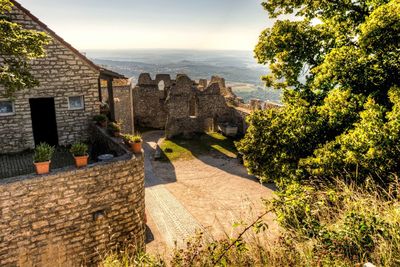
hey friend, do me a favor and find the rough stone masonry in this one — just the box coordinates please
[0,149,145,266]
[0,2,100,153]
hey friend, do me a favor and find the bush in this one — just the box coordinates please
[108,122,121,133]
[33,143,55,163]
[93,114,107,123]
[69,142,88,157]
[269,180,400,265]
[101,179,400,267]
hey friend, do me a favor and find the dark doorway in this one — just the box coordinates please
[29,98,59,146]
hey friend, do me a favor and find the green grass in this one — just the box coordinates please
[160,132,237,162]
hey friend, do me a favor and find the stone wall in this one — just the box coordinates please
[0,4,99,153]
[102,86,134,134]
[132,74,170,129]
[133,73,243,138]
[0,127,146,266]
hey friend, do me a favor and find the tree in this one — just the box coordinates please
[0,0,50,97]
[237,0,400,185]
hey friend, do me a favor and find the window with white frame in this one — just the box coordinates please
[0,100,15,116]
[68,96,84,110]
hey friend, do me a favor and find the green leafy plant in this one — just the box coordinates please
[0,0,51,97]
[69,142,88,157]
[107,122,121,133]
[237,0,400,187]
[131,133,142,143]
[122,133,142,143]
[33,143,55,163]
[93,114,107,124]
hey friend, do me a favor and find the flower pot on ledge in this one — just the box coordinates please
[131,142,142,154]
[74,155,89,168]
[34,161,51,175]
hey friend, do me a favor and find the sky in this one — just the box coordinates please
[17,0,275,51]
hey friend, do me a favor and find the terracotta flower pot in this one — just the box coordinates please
[34,161,51,175]
[131,142,142,154]
[74,155,89,168]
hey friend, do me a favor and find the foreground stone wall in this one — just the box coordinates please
[0,4,99,153]
[0,128,145,266]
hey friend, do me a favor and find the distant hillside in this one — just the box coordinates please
[87,49,282,104]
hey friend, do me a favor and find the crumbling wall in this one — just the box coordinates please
[132,73,170,129]
[133,73,246,138]
[165,75,238,138]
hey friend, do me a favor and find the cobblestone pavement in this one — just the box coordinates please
[144,131,277,254]
[0,148,75,179]
[144,132,204,248]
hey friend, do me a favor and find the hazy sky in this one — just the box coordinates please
[17,0,274,51]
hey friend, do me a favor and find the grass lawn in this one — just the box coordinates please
[159,132,237,162]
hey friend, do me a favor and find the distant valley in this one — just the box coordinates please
[87,49,282,103]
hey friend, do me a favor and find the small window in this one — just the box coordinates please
[0,100,15,116]
[158,80,165,91]
[68,96,84,110]
[189,97,198,118]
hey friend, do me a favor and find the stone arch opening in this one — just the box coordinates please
[189,96,198,118]
[158,80,165,91]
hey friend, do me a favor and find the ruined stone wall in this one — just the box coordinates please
[132,74,170,129]
[165,75,238,138]
[133,73,245,138]
[102,86,134,134]
[0,5,99,153]
[0,128,145,266]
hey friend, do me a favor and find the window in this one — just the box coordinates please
[158,80,165,91]
[0,100,15,116]
[68,96,84,110]
[189,97,198,118]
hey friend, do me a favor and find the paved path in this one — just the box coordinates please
[143,131,277,254]
[144,131,204,248]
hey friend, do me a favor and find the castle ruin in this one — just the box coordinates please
[133,73,245,138]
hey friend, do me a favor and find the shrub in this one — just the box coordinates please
[93,114,107,123]
[33,143,55,163]
[69,142,88,157]
[108,122,121,133]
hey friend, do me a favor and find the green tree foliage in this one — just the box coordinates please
[0,0,50,97]
[237,0,400,185]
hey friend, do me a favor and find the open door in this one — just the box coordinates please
[29,98,59,146]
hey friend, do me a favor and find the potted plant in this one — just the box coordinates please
[122,134,133,146]
[33,143,55,175]
[121,133,143,153]
[131,133,143,153]
[70,142,89,168]
[108,122,121,137]
[93,114,108,127]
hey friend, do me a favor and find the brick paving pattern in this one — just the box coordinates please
[0,148,75,179]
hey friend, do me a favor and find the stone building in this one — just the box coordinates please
[0,2,145,265]
[133,73,244,138]
[0,0,125,153]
